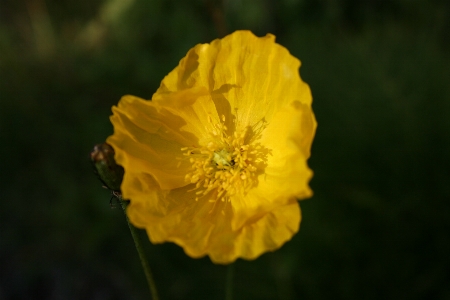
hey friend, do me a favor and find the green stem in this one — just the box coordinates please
[120,199,160,300]
[225,263,234,300]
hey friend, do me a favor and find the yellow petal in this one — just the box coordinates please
[107,95,199,190]
[155,30,311,128]
[231,101,316,230]
[217,200,301,263]
[126,182,301,264]
[152,88,221,146]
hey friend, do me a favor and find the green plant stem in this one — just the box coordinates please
[225,263,234,300]
[120,199,159,300]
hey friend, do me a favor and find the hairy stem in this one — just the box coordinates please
[120,199,159,300]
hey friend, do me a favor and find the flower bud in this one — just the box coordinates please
[90,143,124,192]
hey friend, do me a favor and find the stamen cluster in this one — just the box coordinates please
[182,115,261,203]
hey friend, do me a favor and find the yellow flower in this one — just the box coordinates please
[107,30,317,264]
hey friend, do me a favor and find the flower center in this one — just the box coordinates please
[181,115,262,203]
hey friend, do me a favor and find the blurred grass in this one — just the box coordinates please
[1,0,449,299]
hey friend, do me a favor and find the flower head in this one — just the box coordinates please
[107,30,317,264]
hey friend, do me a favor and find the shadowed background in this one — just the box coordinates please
[1,0,449,299]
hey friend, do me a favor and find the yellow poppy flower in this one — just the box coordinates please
[107,30,317,264]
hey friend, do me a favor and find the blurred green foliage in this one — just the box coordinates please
[1,0,449,299]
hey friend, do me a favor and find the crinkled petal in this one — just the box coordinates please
[127,183,301,264]
[231,101,316,230]
[107,94,203,190]
[155,30,311,128]
[223,200,300,263]
[151,87,220,144]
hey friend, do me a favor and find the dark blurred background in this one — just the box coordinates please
[1,0,450,299]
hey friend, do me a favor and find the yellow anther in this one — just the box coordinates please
[191,174,200,183]
[182,115,265,207]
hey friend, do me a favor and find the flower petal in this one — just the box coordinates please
[220,200,300,263]
[231,101,316,230]
[156,30,311,128]
[126,182,301,264]
[107,95,202,190]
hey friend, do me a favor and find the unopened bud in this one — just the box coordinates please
[90,143,124,192]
